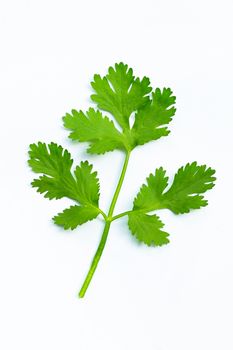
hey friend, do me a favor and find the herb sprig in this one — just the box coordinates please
[28,63,216,297]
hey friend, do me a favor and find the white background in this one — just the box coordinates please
[0,1,233,349]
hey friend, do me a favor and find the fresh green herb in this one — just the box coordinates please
[28,62,216,298]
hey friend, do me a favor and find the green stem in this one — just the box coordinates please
[78,151,131,298]
[97,208,108,221]
[111,210,132,221]
[108,151,131,218]
[111,206,165,222]
[78,221,111,298]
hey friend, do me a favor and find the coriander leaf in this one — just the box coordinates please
[128,212,169,246]
[28,142,77,200]
[164,162,216,214]
[28,143,100,206]
[28,142,73,177]
[91,62,152,130]
[53,205,99,230]
[133,162,216,214]
[74,161,99,206]
[63,108,128,154]
[31,175,75,200]
[133,167,169,211]
[131,88,176,146]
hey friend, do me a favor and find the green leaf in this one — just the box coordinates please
[131,88,176,146]
[28,142,77,200]
[164,162,216,214]
[63,108,128,154]
[28,142,73,177]
[31,175,74,200]
[74,161,99,206]
[133,162,216,214]
[28,143,100,205]
[53,205,99,230]
[91,62,152,129]
[133,167,169,211]
[128,212,169,246]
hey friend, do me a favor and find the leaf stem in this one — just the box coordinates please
[111,206,165,221]
[97,208,108,221]
[78,151,131,298]
[108,151,131,218]
[111,210,132,221]
[78,221,111,298]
